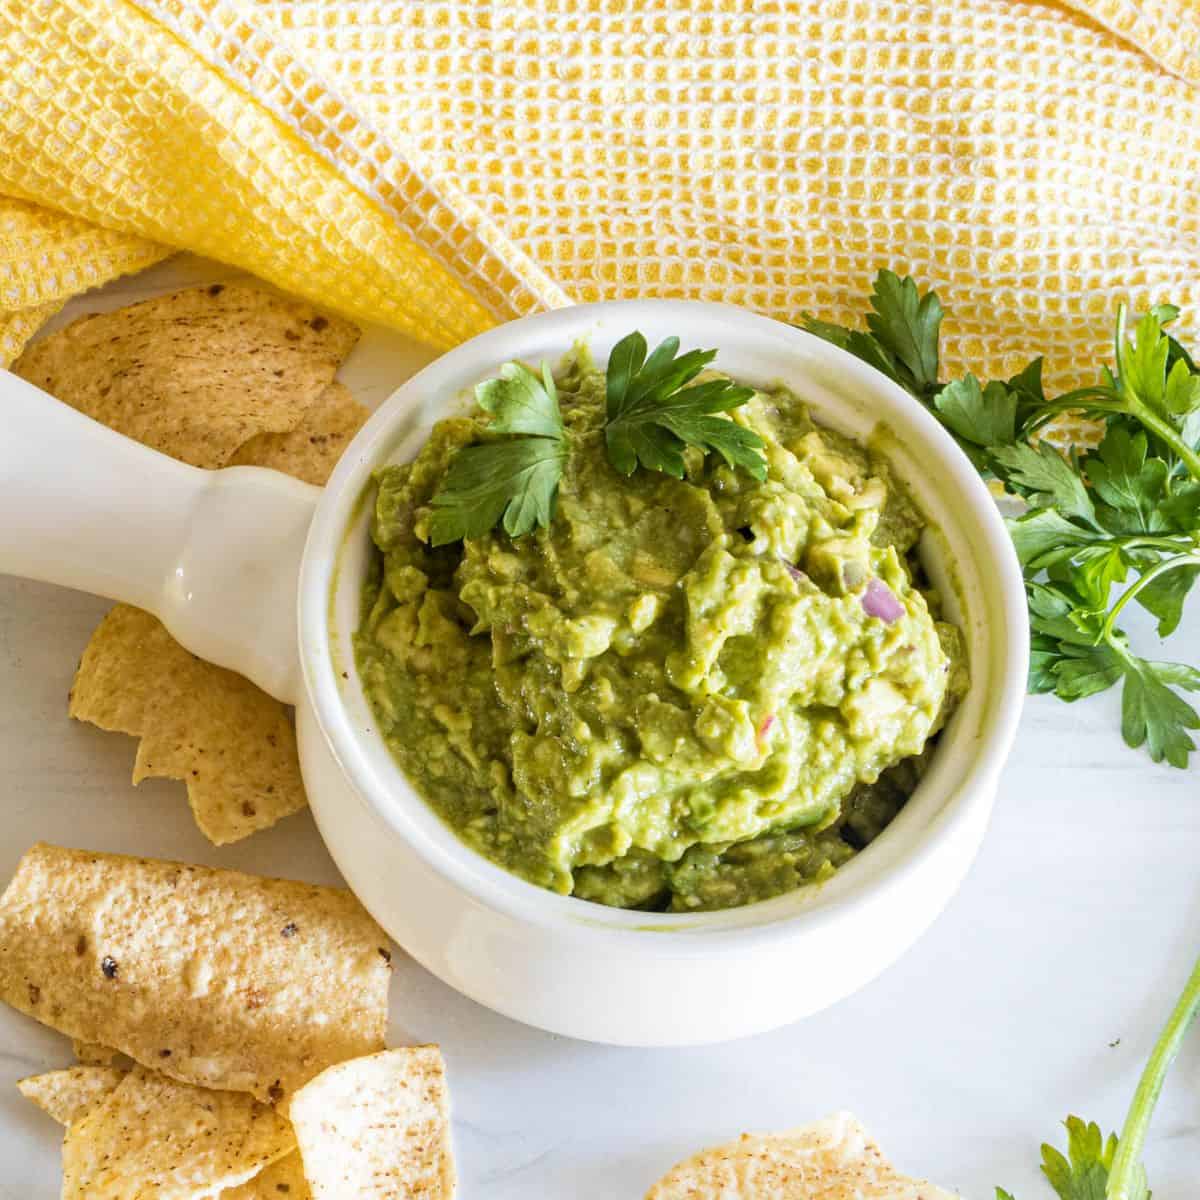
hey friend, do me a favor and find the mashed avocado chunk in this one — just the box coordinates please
[355,353,967,911]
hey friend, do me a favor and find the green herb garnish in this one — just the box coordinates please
[604,331,767,481]
[430,332,766,545]
[805,270,1200,768]
[996,946,1200,1200]
[994,1117,1142,1200]
[428,361,567,545]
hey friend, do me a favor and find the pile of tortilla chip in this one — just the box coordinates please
[2,844,456,1198]
[644,1112,958,1199]
[14,285,369,844]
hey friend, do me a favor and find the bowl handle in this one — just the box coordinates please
[0,369,318,704]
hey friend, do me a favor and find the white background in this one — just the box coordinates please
[1,256,1197,1198]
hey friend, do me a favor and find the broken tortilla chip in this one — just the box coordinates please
[19,1064,311,1200]
[69,604,306,844]
[18,1066,126,1126]
[37,286,365,846]
[0,844,391,1100]
[645,1113,958,1200]
[222,1152,312,1200]
[62,1066,295,1200]
[230,381,368,486]
[290,1047,455,1199]
[13,284,358,469]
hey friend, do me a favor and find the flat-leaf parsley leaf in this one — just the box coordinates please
[431,335,769,545]
[428,361,567,545]
[604,331,767,481]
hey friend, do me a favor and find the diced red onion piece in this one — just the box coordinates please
[779,557,807,582]
[757,714,776,739]
[861,578,904,623]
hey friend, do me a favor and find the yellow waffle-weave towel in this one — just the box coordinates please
[2,0,1200,391]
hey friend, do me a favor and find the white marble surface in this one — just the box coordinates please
[1,256,1198,1198]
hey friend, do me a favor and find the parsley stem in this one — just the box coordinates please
[1117,535,1197,554]
[1021,393,1124,435]
[1102,552,1200,642]
[1020,391,1200,482]
[1108,946,1200,1200]
[1129,400,1200,483]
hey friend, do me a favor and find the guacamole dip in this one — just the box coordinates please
[355,352,967,912]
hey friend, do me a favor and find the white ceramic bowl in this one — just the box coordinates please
[1,300,1028,1045]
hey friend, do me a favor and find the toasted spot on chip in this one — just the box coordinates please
[0,844,391,1100]
[18,1066,126,1126]
[223,1152,313,1200]
[230,382,368,486]
[290,1047,455,1199]
[13,285,359,468]
[73,1040,122,1067]
[69,605,305,845]
[645,1113,959,1199]
[62,1066,295,1200]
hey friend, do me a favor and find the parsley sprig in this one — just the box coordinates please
[996,945,1200,1200]
[429,333,766,545]
[604,332,767,481]
[995,1117,1146,1200]
[805,270,1200,768]
[428,361,567,546]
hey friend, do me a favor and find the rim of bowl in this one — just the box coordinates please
[298,300,1028,952]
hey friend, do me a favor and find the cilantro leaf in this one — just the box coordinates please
[864,269,944,396]
[428,360,566,545]
[604,332,766,481]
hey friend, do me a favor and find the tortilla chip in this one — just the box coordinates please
[230,382,368,486]
[18,1065,310,1199]
[13,284,359,469]
[35,288,363,846]
[289,1047,454,1199]
[69,605,306,844]
[73,1040,122,1066]
[645,1113,958,1199]
[62,1066,295,1200]
[17,1066,126,1126]
[222,1152,312,1200]
[0,843,391,1100]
